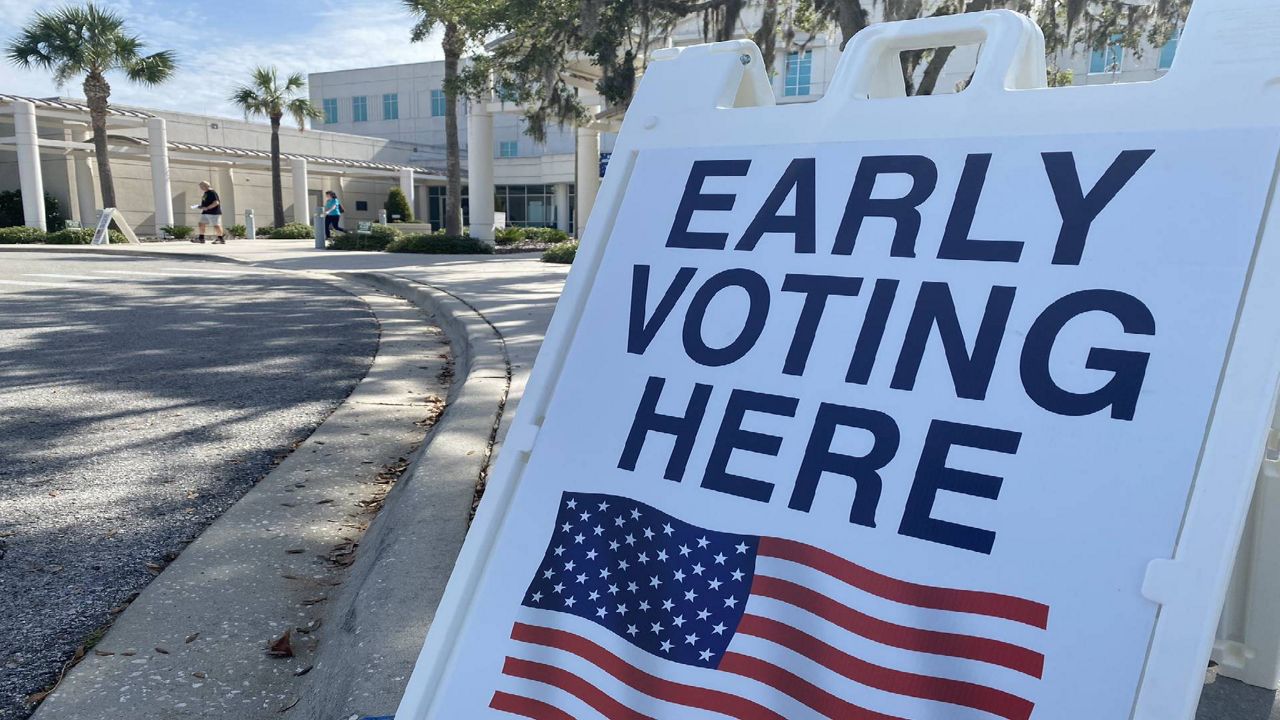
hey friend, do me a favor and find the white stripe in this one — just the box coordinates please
[754,556,1047,652]
[727,633,998,720]
[738,594,1041,705]
[157,266,268,275]
[94,270,196,277]
[508,606,821,720]
[23,273,115,281]
[0,279,62,287]
[493,671,606,719]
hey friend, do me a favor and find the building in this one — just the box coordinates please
[0,94,446,237]
[309,62,585,235]
[307,10,1180,237]
[1,10,1181,239]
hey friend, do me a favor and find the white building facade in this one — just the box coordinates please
[308,12,1180,237]
[0,95,445,236]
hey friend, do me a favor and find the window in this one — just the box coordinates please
[431,89,446,117]
[355,200,368,211]
[383,93,399,120]
[352,95,368,122]
[1089,34,1124,74]
[784,50,813,97]
[1159,29,1180,70]
[322,98,338,124]
[499,140,518,158]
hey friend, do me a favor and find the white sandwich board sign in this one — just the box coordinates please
[89,208,139,245]
[399,5,1280,719]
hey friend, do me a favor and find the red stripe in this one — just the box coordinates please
[759,536,1050,629]
[752,575,1044,678]
[501,657,655,720]
[719,652,907,720]
[490,691,577,720]
[738,614,1035,720]
[511,622,787,720]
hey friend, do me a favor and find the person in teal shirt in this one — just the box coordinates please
[323,190,347,238]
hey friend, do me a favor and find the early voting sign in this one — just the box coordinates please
[400,6,1280,720]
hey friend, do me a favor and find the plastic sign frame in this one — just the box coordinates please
[399,4,1280,719]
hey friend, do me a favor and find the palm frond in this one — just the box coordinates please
[286,97,322,130]
[124,50,176,86]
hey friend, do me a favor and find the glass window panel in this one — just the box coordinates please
[322,98,338,124]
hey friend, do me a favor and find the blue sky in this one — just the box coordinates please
[0,0,445,120]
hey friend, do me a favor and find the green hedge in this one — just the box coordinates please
[161,225,194,239]
[228,224,246,238]
[541,240,578,264]
[328,224,403,251]
[386,233,492,255]
[0,226,45,244]
[268,223,315,239]
[45,228,94,244]
[494,226,571,245]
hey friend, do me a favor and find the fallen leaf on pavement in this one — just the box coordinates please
[266,630,293,658]
[154,647,170,655]
[192,671,207,679]
[185,633,199,644]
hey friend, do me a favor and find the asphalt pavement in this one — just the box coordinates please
[0,252,378,720]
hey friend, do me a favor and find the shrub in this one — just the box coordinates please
[523,227,570,245]
[227,224,247,238]
[268,222,315,239]
[0,189,64,231]
[328,224,402,251]
[161,224,194,239]
[45,228,94,244]
[384,187,413,222]
[109,229,128,244]
[494,227,525,245]
[386,233,492,255]
[541,240,578,264]
[0,225,46,244]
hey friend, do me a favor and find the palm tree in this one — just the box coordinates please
[230,66,321,228]
[405,0,496,238]
[7,2,176,210]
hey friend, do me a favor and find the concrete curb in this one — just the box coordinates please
[293,272,510,720]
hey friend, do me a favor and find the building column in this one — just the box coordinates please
[147,117,174,229]
[13,100,46,230]
[219,166,236,223]
[466,102,495,242]
[575,106,602,239]
[398,168,415,220]
[553,182,570,233]
[72,129,98,225]
[291,157,309,225]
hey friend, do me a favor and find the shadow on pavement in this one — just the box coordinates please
[0,269,377,720]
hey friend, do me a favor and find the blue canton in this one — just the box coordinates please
[523,492,759,668]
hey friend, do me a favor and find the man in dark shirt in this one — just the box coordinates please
[194,181,225,244]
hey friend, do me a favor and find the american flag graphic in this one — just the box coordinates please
[490,492,1049,720]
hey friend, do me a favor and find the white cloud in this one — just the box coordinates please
[0,0,445,121]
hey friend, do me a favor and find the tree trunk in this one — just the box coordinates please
[83,72,116,209]
[443,23,464,238]
[915,46,956,95]
[754,0,780,76]
[717,0,746,41]
[834,0,870,50]
[270,114,285,228]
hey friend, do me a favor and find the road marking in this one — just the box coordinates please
[23,273,116,281]
[158,266,265,275]
[94,270,200,278]
[0,279,63,287]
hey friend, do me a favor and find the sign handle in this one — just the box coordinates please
[827,9,1047,101]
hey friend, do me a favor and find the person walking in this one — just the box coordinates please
[323,190,347,238]
[192,181,225,244]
